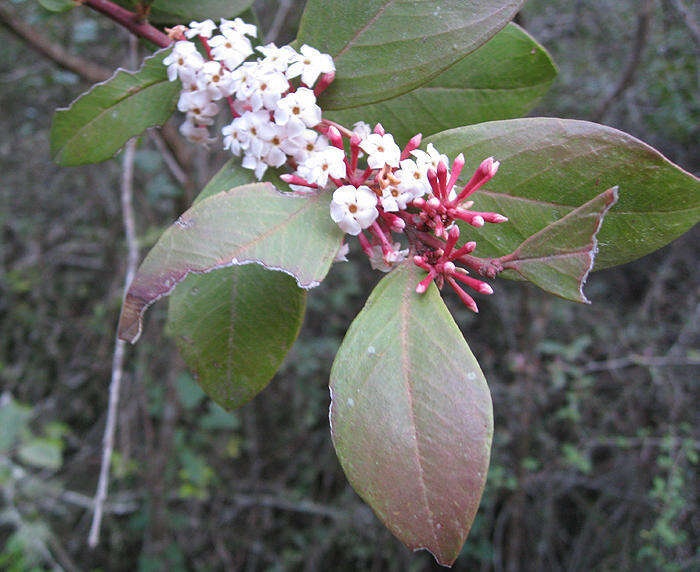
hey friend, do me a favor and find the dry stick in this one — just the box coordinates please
[82,0,170,48]
[87,36,140,549]
[265,0,295,43]
[0,1,111,83]
[667,0,700,47]
[593,0,654,122]
[0,0,192,185]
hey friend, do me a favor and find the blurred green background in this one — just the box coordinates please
[0,0,697,569]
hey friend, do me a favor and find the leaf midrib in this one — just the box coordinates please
[398,268,438,547]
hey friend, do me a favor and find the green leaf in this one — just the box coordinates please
[0,396,32,453]
[502,187,618,302]
[167,264,305,410]
[425,118,700,270]
[38,0,75,13]
[119,182,344,342]
[17,438,63,470]
[145,0,254,24]
[50,49,179,166]
[330,263,492,566]
[167,163,306,410]
[297,0,525,109]
[326,23,556,143]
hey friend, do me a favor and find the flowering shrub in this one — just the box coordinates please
[50,0,699,565]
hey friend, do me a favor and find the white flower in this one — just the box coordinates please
[286,44,335,86]
[395,158,431,198]
[281,130,328,162]
[199,61,236,100]
[368,242,409,272]
[261,122,304,168]
[163,41,204,82]
[208,29,253,69]
[220,17,257,38]
[177,89,218,124]
[222,116,252,156]
[297,147,346,187]
[329,185,378,235]
[257,43,298,72]
[352,121,371,140]
[242,152,268,180]
[179,118,216,146]
[239,110,277,157]
[185,19,217,39]
[255,69,289,109]
[379,184,414,212]
[359,133,401,169]
[274,88,321,128]
[411,143,449,172]
[230,62,260,101]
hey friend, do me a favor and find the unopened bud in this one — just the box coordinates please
[373,122,385,136]
[327,125,343,149]
[470,216,485,228]
[427,196,441,209]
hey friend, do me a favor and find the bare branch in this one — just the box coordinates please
[265,0,294,43]
[87,36,140,550]
[0,2,110,83]
[581,354,700,373]
[667,0,700,47]
[82,0,170,48]
[593,0,654,121]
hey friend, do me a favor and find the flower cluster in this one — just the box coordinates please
[293,123,507,311]
[166,18,509,312]
[164,18,337,180]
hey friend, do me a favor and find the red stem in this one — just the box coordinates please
[82,0,171,48]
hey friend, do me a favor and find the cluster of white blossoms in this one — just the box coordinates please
[328,140,450,235]
[163,17,504,290]
[163,18,337,179]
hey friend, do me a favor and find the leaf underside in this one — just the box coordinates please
[166,163,307,410]
[167,264,305,410]
[426,118,700,270]
[326,23,556,143]
[50,49,179,166]
[504,186,619,302]
[297,0,526,109]
[330,263,493,566]
[118,182,344,343]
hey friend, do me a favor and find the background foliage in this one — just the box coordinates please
[0,0,697,569]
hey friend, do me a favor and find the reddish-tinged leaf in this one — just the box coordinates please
[426,118,700,270]
[330,263,492,566]
[118,183,344,343]
[502,187,619,302]
[166,163,307,410]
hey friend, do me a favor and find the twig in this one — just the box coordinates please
[0,1,110,83]
[0,1,193,205]
[593,0,654,121]
[147,129,187,186]
[581,354,699,373]
[82,0,170,48]
[667,0,700,47]
[265,0,294,43]
[87,36,140,549]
